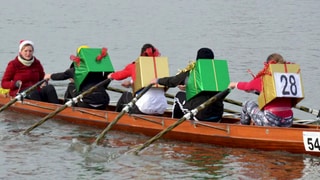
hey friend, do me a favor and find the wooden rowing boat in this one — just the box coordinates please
[0,95,320,157]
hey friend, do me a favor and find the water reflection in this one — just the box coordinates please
[1,110,320,179]
[67,129,320,179]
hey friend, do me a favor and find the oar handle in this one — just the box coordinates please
[224,97,320,118]
[107,86,174,99]
[23,79,47,95]
[134,83,154,100]
[224,98,242,106]
[294,105,320,117]
[79,78,112,98]
[134,88,231,154]
[0,79,47,113]
[93,83,154,145]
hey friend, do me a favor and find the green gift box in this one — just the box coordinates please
[74,48,114,91]
[186,59,230,100]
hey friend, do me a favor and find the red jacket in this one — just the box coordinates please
[237,77,293,117]
[110,62,136,81]
[1,56,45,97]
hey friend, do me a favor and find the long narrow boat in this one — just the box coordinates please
[0,95,320,157]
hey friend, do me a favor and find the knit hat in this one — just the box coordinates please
[19,40,34,52]
[196,48,214,60]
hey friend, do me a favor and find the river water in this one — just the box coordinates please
[1,0,320,179]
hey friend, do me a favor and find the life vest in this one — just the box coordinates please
[186,59,230,100]
[258,63,304,109]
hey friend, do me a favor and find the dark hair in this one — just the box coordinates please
[140,44,155,55]
[140,43,160,57]
[196,48,214,60]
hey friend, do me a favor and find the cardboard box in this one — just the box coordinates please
[134,56,169,93]
[258,63,304,109]
[186,59,230,100]
[74,48,114,91]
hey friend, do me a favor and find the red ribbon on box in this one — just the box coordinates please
[96,47,108,61]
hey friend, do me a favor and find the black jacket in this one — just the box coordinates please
[51,68,110,106]
[157,71,224,121]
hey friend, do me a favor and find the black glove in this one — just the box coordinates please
[15,80,22,88]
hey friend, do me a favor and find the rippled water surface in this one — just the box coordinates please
[1,112,320,179]
[1,0,320,179]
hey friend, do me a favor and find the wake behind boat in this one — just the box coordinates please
[0,95,320,157]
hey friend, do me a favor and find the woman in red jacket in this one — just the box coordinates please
[228,53,295,127]
[1,40,59,104]
[107,43,167,115]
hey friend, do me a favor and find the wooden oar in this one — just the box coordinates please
[108,86,246,109]
[111,86,319,118]
[93,83,154,145]
[224,98,320,117]
[108,86,240,108]
[224,98,242,107]
[107,86,174,105]
[133,88,231,155]
[0,79,47,113]
[293,105,319,117]
[23,78,112,134]
[107,86,174,99]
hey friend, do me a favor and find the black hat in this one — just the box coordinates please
[196,48,214,60]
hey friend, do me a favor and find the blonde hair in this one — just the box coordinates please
[266,53,286,64]
[255,53,287,78]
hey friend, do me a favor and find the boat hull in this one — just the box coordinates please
[1,96,320,157]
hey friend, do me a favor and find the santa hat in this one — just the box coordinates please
[19,40,34,52]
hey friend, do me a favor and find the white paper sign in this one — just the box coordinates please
[303,131,320,152]
[273,72,303,98]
